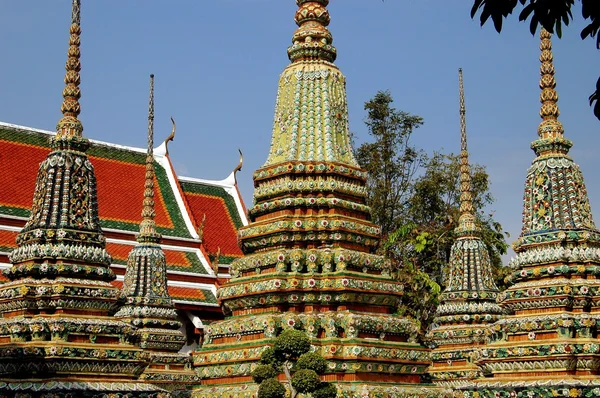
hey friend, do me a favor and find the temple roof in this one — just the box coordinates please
[0,121,246,310]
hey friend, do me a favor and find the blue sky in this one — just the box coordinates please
[0,0,598,260]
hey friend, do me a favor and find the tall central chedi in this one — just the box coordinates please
[193,1,437,397]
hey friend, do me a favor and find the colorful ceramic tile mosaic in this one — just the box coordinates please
[0,2,164,395]
[113,76,196,390]
[192,1,441,396]
[459,30,600,398]
[426,69,504,388]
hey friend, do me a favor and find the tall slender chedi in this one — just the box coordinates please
[193,2,437,397]
[427,69,503,387]
[0,1,158,395]
[462,30,600,398]
[115,75,196,389]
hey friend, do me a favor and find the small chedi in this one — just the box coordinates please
[193,1,439,397]
[114,75,196,390]
[461,29,600,398]
[426,69,503,387]
[0,0,164,396]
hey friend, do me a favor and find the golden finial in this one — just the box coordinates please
[288,0,337,63]
[55,0,84,144]
[164,117,176,155]
[138,74,160,242]
[456,68,477,234]
[212,247,221,275]
[233,149,243,184]
[538,29,564,139]
[197,213,207,242]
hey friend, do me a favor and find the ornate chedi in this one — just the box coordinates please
[193,1,439,397]
[426,69,503,388]
[114,75,196,390]
[461,30,600,398]
[0,1,166,396]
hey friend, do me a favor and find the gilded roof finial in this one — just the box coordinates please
[288,0,337,63]
[54,0,86,148]
[456,68,477,235]
[164,117,176,155]
[138,74,160,243]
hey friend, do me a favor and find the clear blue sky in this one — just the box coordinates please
[1,0,598,260]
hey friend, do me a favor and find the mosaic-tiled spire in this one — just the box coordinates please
[7,0,112,285]
[194,3,435,397]
[116,75,183,351]
[287,0,336,63]
[463,30,600,398]
[0,2,151,390]
[53,0,88,152]
[456,69,477,235]
[427,69,502,387]
[515,28,597,247]
[442,69,500,296]
[138,74,161,243]
[263,0,357,167]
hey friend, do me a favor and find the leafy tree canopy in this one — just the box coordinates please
[357,91,509,336]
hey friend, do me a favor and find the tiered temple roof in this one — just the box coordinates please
[461,29,600,398]
[193,1,442,397]
[427,69,503,387]
[0,123,247,312]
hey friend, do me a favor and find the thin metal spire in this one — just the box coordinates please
[138,74,160,242]
[456,68,477,234]
[55,0,84,142]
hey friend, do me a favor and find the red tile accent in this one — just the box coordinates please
[184,193,242,258]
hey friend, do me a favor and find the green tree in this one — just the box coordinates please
[408,152,508,284]
[355,90,425,239]
[252,329,336,398]
[470,0,600,120]
[356,92,509,336]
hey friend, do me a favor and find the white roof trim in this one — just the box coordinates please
[153,155,200,241]
[0,225,22,233]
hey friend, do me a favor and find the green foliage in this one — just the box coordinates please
[312,382,338,398]
[358,92,509,337]
[296,352,327,374]
[470,0,600,121]
[273,329,311,360]
[257,378,286,398]
[355,90,425,238]
[260,347,279,367]
[252,364,279,384]
[291,369,321,393]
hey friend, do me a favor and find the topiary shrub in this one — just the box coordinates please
[273,329,311,360]
[296,352,327,374]
[252,364,279,384]
[291,369,321,393]
[257,378,286,398]
[312,382,338,398]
